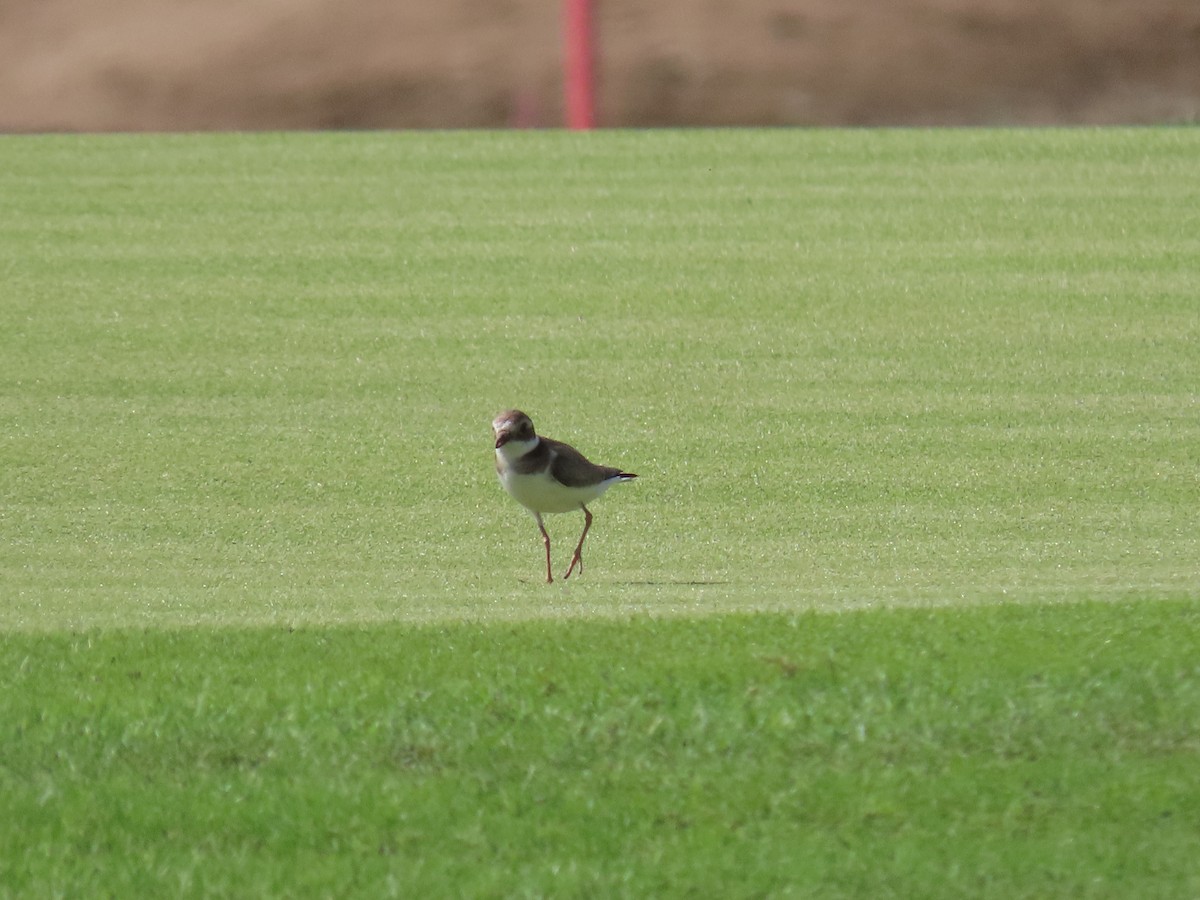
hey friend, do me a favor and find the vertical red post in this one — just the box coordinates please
[563,0,596,129]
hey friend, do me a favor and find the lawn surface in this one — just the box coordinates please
[2,128,1198,895]
[4,603,1199,897]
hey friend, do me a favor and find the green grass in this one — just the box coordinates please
[3,605,1199,896]
[2,128,1199,894]
[3,128,1198,629]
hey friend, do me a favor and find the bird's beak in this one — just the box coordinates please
[494,431,510,449]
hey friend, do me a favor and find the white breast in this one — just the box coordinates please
[498,463,616,514]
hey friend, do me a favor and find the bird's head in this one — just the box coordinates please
[492,409,537,450]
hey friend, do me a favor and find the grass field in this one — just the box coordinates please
[2,128,1199,895]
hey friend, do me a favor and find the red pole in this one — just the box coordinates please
[563,0,596,129]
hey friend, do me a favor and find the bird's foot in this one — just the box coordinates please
[563,554,584,580]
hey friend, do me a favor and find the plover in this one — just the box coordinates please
[492,409,637,583]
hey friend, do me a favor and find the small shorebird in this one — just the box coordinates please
[492,409,637,583]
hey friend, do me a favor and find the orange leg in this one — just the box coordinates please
[535,512,553,583]
[563,504,593,580]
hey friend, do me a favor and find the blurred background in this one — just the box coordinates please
[2,0,1198,131]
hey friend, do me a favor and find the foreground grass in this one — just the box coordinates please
[4,600,1199,896]
[2,128,1199,629]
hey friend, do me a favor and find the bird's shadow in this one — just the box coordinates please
[615,580,732,586]
[520,580,734,588]
[517,579,732,587]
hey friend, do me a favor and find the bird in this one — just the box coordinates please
[492,409,637,583]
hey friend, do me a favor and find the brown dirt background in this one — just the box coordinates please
[2,0,1199,131]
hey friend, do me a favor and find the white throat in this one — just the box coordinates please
[496,435,539,464]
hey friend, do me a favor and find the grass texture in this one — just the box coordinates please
[3,128,1198,629]
[2,128,1199,894]
[4,603,1200,897]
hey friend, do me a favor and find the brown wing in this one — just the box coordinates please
[544,437,622,488]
